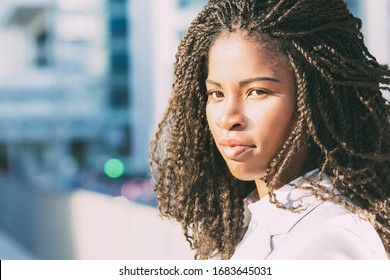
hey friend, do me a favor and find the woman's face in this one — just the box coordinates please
[206,32,296,181]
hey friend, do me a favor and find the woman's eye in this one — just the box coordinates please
[208,91,224,98]
[248,89,271,96]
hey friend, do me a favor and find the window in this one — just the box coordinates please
[110,52,129,73]
[345,0,362,18]
[35,30,50,67]
[109,17,128,38]
[177,0,207,9]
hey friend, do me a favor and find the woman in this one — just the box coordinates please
[150,0,390,259]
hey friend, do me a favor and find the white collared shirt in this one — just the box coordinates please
[231,169,388,260]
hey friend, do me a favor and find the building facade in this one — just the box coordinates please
[0,0,132,193]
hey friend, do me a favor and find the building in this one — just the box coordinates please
[0,0,139,193]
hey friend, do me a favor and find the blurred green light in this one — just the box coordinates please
[104,158,125,178]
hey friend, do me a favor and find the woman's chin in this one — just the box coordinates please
[229,168,265,182]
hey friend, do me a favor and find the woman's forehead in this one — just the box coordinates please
[209,30,290,69]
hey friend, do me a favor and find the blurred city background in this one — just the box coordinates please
[0,0,389,259]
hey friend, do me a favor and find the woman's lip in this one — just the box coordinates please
[220,145,256,159]
[219,139,256,159]
[219,138,255,147]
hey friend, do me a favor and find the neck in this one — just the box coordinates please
[255,146,308,200]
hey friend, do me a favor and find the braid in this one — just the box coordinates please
[150,0,390,259]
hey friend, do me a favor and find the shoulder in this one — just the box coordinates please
[268,201,388,259]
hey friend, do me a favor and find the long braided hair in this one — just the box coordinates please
[149,0,390,259]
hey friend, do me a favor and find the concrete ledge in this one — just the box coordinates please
[0,185,194,259]
[0,230,37,260]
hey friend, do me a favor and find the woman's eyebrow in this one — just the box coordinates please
[206,79,221,87]
[206,77,281,87]
[238,76,281,86]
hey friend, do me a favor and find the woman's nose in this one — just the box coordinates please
[215,100,246,130]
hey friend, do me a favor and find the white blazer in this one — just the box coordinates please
[231,170,388,260]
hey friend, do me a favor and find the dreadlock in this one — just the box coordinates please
[149,0,390,259]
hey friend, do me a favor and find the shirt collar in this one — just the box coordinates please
[243,169,336,235]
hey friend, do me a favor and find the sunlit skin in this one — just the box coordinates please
[206,31,307,198]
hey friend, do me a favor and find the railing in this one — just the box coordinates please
[0,184,194,259]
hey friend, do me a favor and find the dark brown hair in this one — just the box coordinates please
[150,0,390,259]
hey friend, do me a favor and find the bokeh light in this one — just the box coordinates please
[104,158,125,178]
